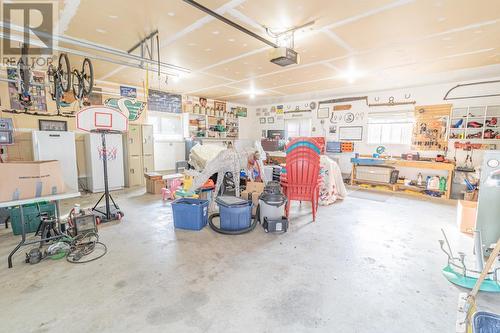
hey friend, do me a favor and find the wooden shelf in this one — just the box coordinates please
[351,159,454,199]
[352,179,398,191]
[186,112,239,140]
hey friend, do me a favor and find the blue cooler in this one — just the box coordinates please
[473,312,500,333]
[216,196,252,231]
[171,198,209,230]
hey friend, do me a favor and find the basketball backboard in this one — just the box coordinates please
[76,106,128,133]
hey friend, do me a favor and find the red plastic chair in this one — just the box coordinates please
[281,146,321,221]
[285,137,324,155]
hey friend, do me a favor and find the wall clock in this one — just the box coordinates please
[344,112,355,123]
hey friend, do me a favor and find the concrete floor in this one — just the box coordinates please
[0,188,498,333]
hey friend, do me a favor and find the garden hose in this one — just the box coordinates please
[208,213,257,235]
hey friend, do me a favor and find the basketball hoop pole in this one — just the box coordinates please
[76,106,128,222]
[101,132,111,220]
[91,129,123,222]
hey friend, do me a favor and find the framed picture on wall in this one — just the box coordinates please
[317,106,330,119]
[39,119,68,131]
[236,107,248,117]
[214,101,226,112]
[259,117,266,124]
[267,117,275,124]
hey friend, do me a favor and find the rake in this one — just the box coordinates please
[455,238,500,333]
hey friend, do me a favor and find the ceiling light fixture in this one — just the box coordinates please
[212,30,220,35]
[228,38,235,42]
[339,64,363,84]
[247,87,261,99]
[108,15,118,19]
[96,28,107,34]
[168,12,175,16]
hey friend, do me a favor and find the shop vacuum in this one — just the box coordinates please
[258,181,288,233]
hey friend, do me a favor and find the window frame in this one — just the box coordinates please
[367,110,414,145]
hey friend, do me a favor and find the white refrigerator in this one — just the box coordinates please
[32,130,79,193]
[84,133,125,193]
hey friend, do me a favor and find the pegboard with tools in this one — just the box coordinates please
[412,104,451,151]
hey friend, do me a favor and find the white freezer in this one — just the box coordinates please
[32,130,79,193]
[84,132,124,193]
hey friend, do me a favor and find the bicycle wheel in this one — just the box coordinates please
[81,58,94,96]
[71,69,82,99]
[58,53,71,92]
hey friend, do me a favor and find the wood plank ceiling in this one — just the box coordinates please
[55,0,500,101]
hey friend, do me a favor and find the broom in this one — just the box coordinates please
[456,238,500,333]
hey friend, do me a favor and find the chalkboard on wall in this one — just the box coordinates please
[147,89,182,113]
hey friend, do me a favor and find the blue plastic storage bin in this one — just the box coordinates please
[473,311,500,333]
[171,198,209,230]
[216,196,252,231]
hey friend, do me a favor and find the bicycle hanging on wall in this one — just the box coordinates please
[72,58,94,108]
[47,53,71,115]
[15,43,34,110]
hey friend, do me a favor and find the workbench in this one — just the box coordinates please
[350,158,455,199]
[0,192,81,268]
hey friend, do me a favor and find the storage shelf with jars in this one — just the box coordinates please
[185,103,239,139]
[448,105,500,140]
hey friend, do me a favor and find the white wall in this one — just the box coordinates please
[229,102,258,140]
[154,140,186,171]
[248,78,500,180]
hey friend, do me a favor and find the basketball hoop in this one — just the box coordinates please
[76,106,128,133]
[76,106,129,222]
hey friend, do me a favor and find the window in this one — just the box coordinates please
[367,111,414,145]
[285,118,311,139]
[147,111,185,141]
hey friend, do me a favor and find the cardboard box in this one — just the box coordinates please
[146,178,164,194]
[0,161,65,202]
[241,182,265,215]
[457,200,477,235]
[246,181,265,193]
[144,172,163,181]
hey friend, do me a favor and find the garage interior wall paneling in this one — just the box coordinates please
[0,80,148,179]
[251,78,500,178]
